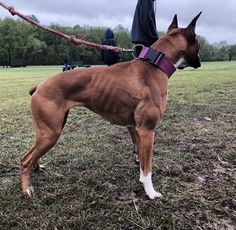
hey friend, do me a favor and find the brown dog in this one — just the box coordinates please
[21,13,202,199]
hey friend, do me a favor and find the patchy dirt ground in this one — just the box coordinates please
[0,63,235,229]
[1,102,235,229]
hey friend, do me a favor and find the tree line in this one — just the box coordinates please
[0,16,236,66]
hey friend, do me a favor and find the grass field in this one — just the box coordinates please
[0,62,235,229]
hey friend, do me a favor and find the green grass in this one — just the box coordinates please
[0,62,236,229]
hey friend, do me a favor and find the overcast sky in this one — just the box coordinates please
[0,0,236,44]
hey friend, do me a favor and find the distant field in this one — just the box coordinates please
[0,62,235,229]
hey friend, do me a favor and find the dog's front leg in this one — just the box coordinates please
[136,127,162,199]
[127,127,139,163]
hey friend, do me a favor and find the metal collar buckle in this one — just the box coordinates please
[145,49,165,66]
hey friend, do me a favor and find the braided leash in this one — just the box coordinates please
[0,1,133,53]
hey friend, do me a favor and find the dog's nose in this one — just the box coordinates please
[194,54,201,68]
[195,59,201,68]
[193,62,201,69]
[197,54,201,67]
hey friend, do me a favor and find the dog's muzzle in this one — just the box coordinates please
[180,54,201,70]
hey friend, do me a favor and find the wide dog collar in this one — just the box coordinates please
[138,47,176,78]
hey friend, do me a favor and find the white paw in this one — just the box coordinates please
[23,186,35,198]
[147,190,163,199]
[33,164,45,172]
[139,169,163,199]
[38,164,45,169]
[134,153,140,163]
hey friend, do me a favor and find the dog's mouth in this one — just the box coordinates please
[177,56,201,70]
[177,61,189,70]
[180,54,201,70]
[177,64,188,70]
[177,62,201,70]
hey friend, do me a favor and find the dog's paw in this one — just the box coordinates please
[23,186,35,198]
[139,170,163,199]
[143,183,163,199]
[32,164,45,172]
[134,153,140,164]
[147,190,163,199]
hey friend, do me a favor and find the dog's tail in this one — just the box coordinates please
[29,85,38,96]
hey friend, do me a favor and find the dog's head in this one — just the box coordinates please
[166,12,202,69]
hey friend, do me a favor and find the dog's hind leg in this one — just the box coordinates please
[21,127,62,197]
[21,101,66,197]
[32,109,70,172]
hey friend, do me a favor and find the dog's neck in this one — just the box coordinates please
[151,35,187,67]
[138,47,176,78]
[137,33,189,77]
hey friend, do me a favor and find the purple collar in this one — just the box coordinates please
[138,47,176,78]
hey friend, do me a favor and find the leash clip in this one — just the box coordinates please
[120,48,134,53]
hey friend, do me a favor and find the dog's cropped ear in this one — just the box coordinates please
[167,14,178,33]
[186,11,202,35]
